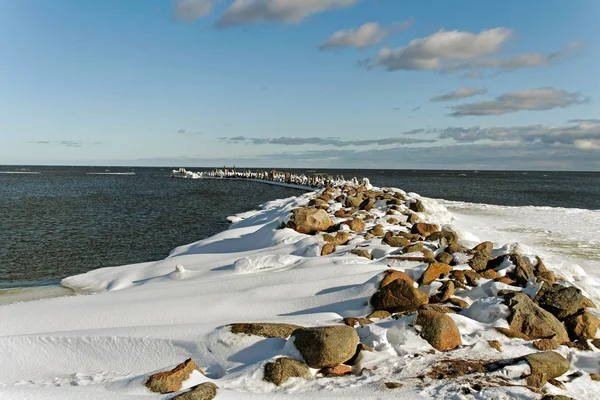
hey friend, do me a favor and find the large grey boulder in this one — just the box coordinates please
[291,326,359,369]
[263,357,313,386]
[173,383,218,400]
[371,278,429,313]
[287,207,332,234]
[506,293,569,343]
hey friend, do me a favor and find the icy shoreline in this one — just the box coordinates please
[1,179,600,399]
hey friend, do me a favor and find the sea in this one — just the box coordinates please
[1,166,599,303]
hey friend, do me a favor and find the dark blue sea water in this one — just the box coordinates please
[1,166,599,289]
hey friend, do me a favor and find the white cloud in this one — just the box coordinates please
[216,0,361,28]
[574,139,600,150]
[449,87,589,117]
[319,20,413,50]
[174,0,216,22]
[429,87,487,102]
[370,27,512,71]
[221,134,433,146]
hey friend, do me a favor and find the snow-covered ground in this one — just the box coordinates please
[0,185,599,399]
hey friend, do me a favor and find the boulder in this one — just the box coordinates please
[380,270,415,288]
[535,283,595,320]
[368,224,385,236]
[359,198,374,211]
[288,208,332,234]
[345,195,365,208]
[427,229,459,245]
[263,357,313,386]
[371,278,429,313]
[173,383,218,400]
[323,232,351,246]
[409,200,425,213]
[342,218,365,233]
[420,262,452,286]
[469,252,492,272]
[321,243,335,256]
[472,241,493,255]
[350,249,372,260]
[533,339,560,351]
[308,198,329,208]
[524,351,570,388]
[413,310,462,351]
[366,310,392,319]
[230,323,302,339]
[506,293,569,343]
[510,254,534,286]
[382,232,411,248]
[403,242,424,254]
[446,243,467,254]
[334,209,353,218]
[397,231,421,241]
[410,223,439,237]
[563,310,600,340]
[343,317,372,327]
[291,326,359,369]
[480,269,499,279]
[430,281,455,304]
[146,359,203,394]
[447,297,469,309]
[436,252,454,265]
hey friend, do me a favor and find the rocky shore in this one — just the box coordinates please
[146,177,599,399]
[2,175,599,399]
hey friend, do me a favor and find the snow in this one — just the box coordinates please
[1,183,599,399]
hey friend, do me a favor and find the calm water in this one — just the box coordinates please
[1,166,599,289]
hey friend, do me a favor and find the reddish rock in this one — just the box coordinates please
[320,365,352,377]
[371,278,429,313]
[472,241,494,255]
[494,327,530,341]
[410,223,440,237]
[506,293,569,343]
[564,311,600,340]
[495,276,515,285]
[380,270,416,288]
[480,269,499,279]
[342,218,366,233]
[414,310,462,351]
[420,262,453,286]
[146,359,204,394]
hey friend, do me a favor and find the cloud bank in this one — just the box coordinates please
[320,20,413,50]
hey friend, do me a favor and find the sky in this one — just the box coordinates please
[1,0,599,170]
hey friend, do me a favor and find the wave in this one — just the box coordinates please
[0,171,41,174]
[85,172,136,176]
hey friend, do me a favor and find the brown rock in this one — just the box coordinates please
[495,276,515,285]
[488,340,502,352]
[230,323,302,339]
[436,252,454,265]
[342,218,365,233]
[472,241,493,255]
[452,270,481,286]
[538,271,557,284]
[422,249,435,261]
[447,297,469,308]
[533,339,560,351]
[321,243,335,256]
[368,224,384,236]
[334,209,353,218]
[469,252,492,272]
[384,382,403,389]
[420,262,453,286]
[146,359,203,394]
[414,310,462,351]
[534,256,548,275]
[366,310,392,319]
[506,293,569,343]
[592,338,600,349]
[382,232,411,248]
[345,343,374,366]
[172,382,218,400]
[343,317,372,327]
[386,217,399,224]
[403,242,424,254]
[480,269,499,279]
[263,357,313,386]
[564,339,593,351]
[411,223,440,237]
[291,326,359,369]
[564,310,600,340]
[345,195,365,208]
[397,231,421,241]
[380,269,416,288]
[288,207,333,234]
[409,200,425,213]
[370,278,429,313]
[590,374,600,382]
[446,243,468,254]
[494,327,531,341]
[510,254,534,286]
[524,351,570,388]
[350,249,372,260]
[323,232,350,247]
[427,229,459,246]
[420,304,457,314]
[359,198,374,211]
[308,198,329,208]
[430,281,455,304]
[320,365,352,377]
[364,233,375,240]
[548,378,567,390]
[535,282,595,320]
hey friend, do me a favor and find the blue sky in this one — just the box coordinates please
[1,0,599,169]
